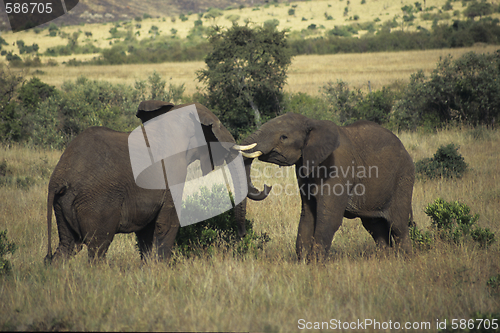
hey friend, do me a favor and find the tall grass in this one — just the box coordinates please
[1,126,499,331]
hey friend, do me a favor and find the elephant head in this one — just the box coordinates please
[135,101,269,237]
[239,113,340,195]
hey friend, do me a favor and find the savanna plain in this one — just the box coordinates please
[2,123,500,332]
[1,13,500,331]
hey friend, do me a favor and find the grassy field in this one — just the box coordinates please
[0,0,477,54]
[0,125,499,331]
[9,44,500,97]
[1,0,499,328]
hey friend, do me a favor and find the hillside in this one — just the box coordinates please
[0,0,278,29]
[1,0,493,62]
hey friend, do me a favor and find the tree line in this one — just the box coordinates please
[1,24,499,150]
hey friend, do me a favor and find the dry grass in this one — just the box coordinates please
[6,44,498,97]
[0,0,475,53]
[1,0,499,96]
[1,127,499,331]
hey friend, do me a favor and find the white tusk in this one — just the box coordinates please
[242,151,263,158]
[231,143,257,151]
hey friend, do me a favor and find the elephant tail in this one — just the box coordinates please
[45,184,65,264]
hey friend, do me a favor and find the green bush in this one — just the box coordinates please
[0,72,189,148]
[322,80,394,125]
[425,198,495,247]
[415,144,468,179]
[0,66,24,142]
[18,77,57,108]
[409,223,433,249]
[174,185,270,257]
[392,51,500,130]
[0,230,17,275]
[283,92,333,122]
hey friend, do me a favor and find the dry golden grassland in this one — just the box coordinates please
[0,0,476,54]
[7,44,499,97]
[0,126,499,331]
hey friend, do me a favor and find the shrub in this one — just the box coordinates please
[409,223,433,249]
[392,51,500,130]
[415,143,468,179]
[322,80,394,125]
[283,92,333,122]
[425,198,495,247]
[174,185,270,257]
[18,77,57,108]
[0,66,24,142]
[0,230,17,275]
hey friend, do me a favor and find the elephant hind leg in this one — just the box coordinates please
[86,232,115,261]
[388,218,412,254]
[135,222,155,260]
[80,213,120,262]
[51,205,80,261]
[361,217,392,248]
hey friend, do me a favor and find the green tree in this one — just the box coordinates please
[197,24,292,137]
[0,66,24,142]
[205,8,223,22]
[463,0,493,19]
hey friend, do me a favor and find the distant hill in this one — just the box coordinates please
[0,0,284,30]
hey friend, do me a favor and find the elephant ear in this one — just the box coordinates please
[193,103,236,144]
[192,103,237,167]
[136,100,175,123]
[301,119,340,176]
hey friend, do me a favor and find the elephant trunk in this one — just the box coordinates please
[225,150,249,238]
[237,131,272,201]
[245,157,272,201]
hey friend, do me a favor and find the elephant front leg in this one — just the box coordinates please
[310,194,348,261]
[153,201,180,261]
[296,191,316,261]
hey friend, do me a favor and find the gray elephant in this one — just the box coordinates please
[239,113,415,261]
[45,101,267,262]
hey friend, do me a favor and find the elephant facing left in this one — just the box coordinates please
[45,101,266,263]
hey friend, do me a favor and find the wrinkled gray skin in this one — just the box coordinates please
[240,113,415,261]
[45,102,266,263]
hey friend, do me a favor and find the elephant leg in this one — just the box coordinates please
[153,202,180,261]
[81,210,120,262]
[135,222,155,260]
[389,220,411,253]
[296,182,317,261]
[385,182,413,253]
[361,217,392,248]
[87,234,115,261]
[310,195,347,261]
[52,207,79,261]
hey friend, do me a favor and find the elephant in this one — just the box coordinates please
[238,113,415,261]
[45,101,268,263]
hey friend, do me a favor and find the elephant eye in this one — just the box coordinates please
[280,135,288,141]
